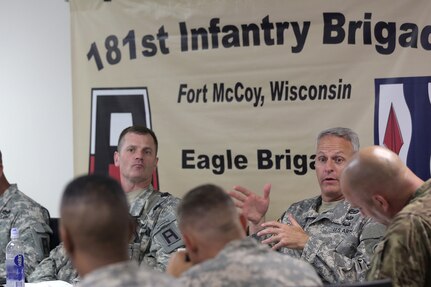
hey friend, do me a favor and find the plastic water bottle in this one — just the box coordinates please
[6,228,25,287]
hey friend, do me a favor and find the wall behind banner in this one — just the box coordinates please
[0,0,73,217]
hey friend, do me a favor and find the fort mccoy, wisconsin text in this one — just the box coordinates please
[177,79,352,107]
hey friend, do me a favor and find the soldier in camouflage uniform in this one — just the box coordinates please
[230,127,386,284]
[167,184,322,286]
[60,174,176,287]
[0,149,52,279]
[341,146,431,287]
[29,126,183,283]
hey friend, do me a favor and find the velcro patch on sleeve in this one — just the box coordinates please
[154,221,184,253]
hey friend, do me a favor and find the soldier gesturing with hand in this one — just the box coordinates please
[229,128,386,285]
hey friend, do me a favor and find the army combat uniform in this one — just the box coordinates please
[367,180,431,287]
[179,237,323,287]
[0,184,52,278]
[29,184,183,283]
[263,196,385,284]
[77,261,177,287]
[27,242,78,284]
[128,184,183,270]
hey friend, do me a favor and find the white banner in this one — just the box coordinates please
[71,0,431,219]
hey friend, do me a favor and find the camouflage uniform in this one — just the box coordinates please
[129,184,183,271]
[0,184,51,278]
[259,196,385,284]
[179,237,323,287]
[77,261,177,287]
[29,184,183,283]
[367,180,431,287]
[27,243,78,284]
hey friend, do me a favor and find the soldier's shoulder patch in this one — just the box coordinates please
[154,221,184,253]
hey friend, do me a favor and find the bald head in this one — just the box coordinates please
[60,175,131,260]
[341,146,423,224]
[342,146,405,195]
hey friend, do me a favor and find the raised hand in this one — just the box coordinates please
[229,184,271,233]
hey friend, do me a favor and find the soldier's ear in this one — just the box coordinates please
[114,151,120,167]
[182,233,193,251]
[372,194,389,213]
[182,232,200,258]
[60,222,74,256]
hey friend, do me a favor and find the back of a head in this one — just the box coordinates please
[177,184,242,241]
[0,149,2,164]
[317,127,360,152]
[60,174,130,256]
[343,146,404,196]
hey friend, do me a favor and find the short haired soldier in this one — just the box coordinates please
[61,174,176,287]
[29,126,183,283]
[167,184,322,287]
[114,125,183,268]
[0,149,52,278]
[230,127,386,284]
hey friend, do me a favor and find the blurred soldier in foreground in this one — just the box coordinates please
[167,184,322,287]
[61,174,176,287]
[0,149,51,278]
[341,146,431,287]
[230,127,386,284]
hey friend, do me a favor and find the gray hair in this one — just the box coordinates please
[317,127,360,152]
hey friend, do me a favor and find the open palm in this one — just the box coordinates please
[229,184,271,225]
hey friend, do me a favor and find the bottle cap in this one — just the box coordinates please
[11,228,19,239]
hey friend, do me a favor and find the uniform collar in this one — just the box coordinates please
[129,184,155,216]
[0,184,18,214]
[410,179,431,204]
[0,184,18,202]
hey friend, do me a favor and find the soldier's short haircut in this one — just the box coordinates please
[177,184,237,235]
[317,127,360,152]
[117,125,158,154]
[61,174,129,252]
